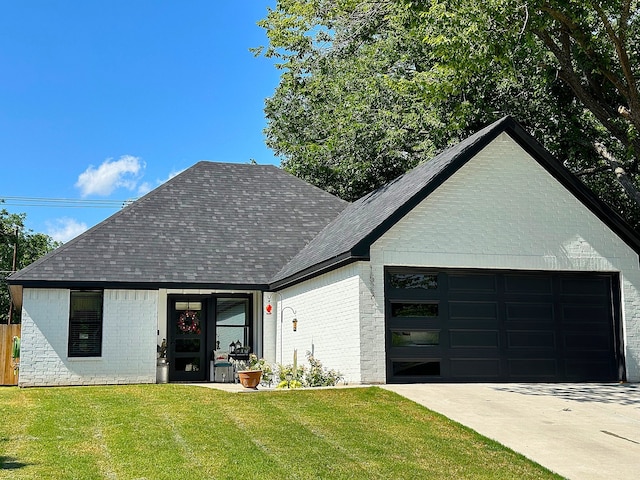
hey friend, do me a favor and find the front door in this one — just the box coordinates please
[169,298,207,381]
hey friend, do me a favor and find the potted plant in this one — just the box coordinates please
[237,354,263,389]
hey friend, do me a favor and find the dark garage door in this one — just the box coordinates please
[385,268,622,383]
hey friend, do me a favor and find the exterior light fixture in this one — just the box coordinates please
[292,318,298,332]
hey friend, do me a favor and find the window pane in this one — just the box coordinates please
[174,357,202,372]
[218,326,249,352]
[68,291,103,357]
[175,339,201,353]
[392,361,440,376]
[217,298,248,326]
[175,301,202,311]
[389,273,438,290]
[392,331,440,347]
[391,303,438,317]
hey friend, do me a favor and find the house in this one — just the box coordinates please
[8,117,640,386]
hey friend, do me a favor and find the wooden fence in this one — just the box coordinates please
[0,324,21,385]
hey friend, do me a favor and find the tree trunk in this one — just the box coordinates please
[594,142,640,209]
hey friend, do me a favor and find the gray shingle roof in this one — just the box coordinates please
[11,117,640,292]
[270,116,640,287]
[10,162,348,287]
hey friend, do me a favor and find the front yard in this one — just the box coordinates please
[0,385,561,479]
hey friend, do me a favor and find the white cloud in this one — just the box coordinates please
[47,218,88,243]
[135,168,184,197]
[159,168,184,184]
[137,182,152,196]
[76,155,145,197]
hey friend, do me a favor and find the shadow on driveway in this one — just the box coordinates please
[491,383,640,407]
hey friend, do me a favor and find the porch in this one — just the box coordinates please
[157,290,270,383]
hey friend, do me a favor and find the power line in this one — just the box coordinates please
[1,196,134,208]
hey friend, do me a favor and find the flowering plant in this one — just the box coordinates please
[240,354,261,371]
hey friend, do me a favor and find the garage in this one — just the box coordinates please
[385,268,623,383]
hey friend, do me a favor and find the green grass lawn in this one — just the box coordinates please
[0,385,561,480]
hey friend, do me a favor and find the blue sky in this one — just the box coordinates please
[1,1,280,242]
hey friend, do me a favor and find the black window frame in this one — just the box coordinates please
[68,290,104,357]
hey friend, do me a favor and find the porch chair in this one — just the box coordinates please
[210,350,234,383]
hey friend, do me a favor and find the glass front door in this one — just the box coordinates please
[167,295,253,382]
[169,299,207,381]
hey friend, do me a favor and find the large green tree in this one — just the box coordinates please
[256,0,640,227]
[1,208,60,323]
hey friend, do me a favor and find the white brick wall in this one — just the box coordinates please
[262,293,278,363]
[358,262,385,383]
[279,264,365,383]
[369,133,640,382]
[19,288,158,387]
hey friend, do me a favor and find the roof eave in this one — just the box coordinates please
[9,279,270,292]
[9,284,22,313]
[269,252,369,290]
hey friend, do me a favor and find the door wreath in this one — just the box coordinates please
[177,310,201,334]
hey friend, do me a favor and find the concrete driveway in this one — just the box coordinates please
[383,383,640,480]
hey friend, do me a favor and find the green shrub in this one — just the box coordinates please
[275,352,343,389]
[302,352,343,387]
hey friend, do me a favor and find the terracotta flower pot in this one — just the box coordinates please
[238,370,262,389]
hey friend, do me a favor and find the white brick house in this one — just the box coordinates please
[9,117,640,386]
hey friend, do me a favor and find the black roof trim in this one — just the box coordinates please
[12,280,269,291]
[269,253,366,290]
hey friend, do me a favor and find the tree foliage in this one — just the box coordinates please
[256,0,640,227]
[1,208,60,323]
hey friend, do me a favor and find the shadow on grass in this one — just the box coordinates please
[1,456,29,470]
[0,437,30,470]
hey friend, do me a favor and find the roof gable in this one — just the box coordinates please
[10,162,348,288]
[271,116,640,287]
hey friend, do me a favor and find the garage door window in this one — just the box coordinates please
[389,273,438,290]
[392,331,440,347]
[393,361,441,376]
[391,303,438,317]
